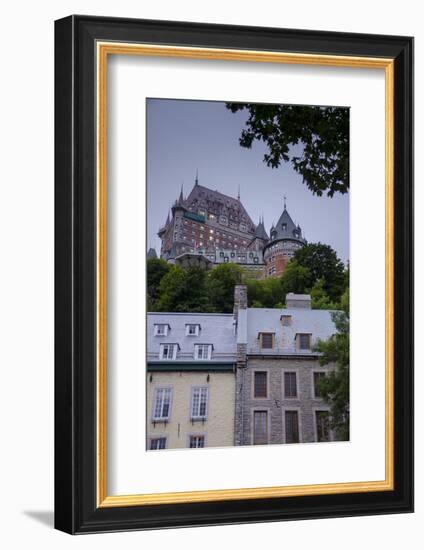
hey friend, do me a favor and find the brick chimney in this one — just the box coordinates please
[233,284,248,317]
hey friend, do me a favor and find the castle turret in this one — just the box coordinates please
[263,200,307,277]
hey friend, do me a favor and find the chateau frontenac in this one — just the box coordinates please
[155,177,307,278]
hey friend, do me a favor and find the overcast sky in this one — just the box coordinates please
[146,98,349,263]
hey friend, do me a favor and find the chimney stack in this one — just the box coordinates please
[285,293,311,309]
[233,284,248,317]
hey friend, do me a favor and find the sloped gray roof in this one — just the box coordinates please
[147,312,237,362]
[254,219,269,241]
[240,307,337,355]
[270,208,306,244]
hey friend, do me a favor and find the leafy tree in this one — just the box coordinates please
[291,243,346,302]
[157,265,211,313]
[314,290,350,439]
[280,261,311,296]
[309,278,339,310]
[207,263,243,313]
[226,103,349,197]
[147,258,171,309]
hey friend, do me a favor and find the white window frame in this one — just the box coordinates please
[152,387,173,421]
[185,323,200,336]
[188,434,206,448]
[154,323,169,336]
[159,343,178,360]
[194,344,212,360]
[190,386,209,420]
[148,436,167,450]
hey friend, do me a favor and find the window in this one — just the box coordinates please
[191,387,208,419]
[149,437,166,450]
[159,343,178,360]
[154,323,169,336]
[254,371,267,398]
[186,323,200,336]
[260,332,274,349]
[253,411,268,445]
[284,372,297,398]
[282,223,287,230]
[219,251,224,257]
[249,252,254,258]
[316,411,330,442]
[224,256,229,263]
[285,410,300,443]
[253,257,259,264]
[281,315,292,326]
[153,388,172,421]
[189,435,205,448]
[313,372,327,398]
[298,333,311,350]
[230,252,235,258]
[194,344,212,360]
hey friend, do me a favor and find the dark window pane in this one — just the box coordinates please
[299,334,310,350]
[285,411,299,443]
[253,411,268,445]
[314,372,326,398]
[261,333,273,349]
[284,372,297,398]
[254,371,267,398]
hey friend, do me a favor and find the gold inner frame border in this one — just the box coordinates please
[96,41,395,508]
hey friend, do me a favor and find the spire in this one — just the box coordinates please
[237,184,241,201]
[179,184,184,203]
[195,169,199,186]
[165,209,170,226]
[284,195,287,210]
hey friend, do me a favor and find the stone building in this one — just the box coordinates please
[156,177,306,278]
[146,312,236,450]
[234,286,340,446]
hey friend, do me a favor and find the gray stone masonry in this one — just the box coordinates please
[236,357,337,445]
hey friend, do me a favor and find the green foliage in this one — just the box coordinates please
[226,103,349,197]
[147,244,348,313]
[207,263,244,313]
[310,278,339,310]
[290,243,346,302]
[280,261,311,296]
[147,258,171,310]
[245,277,285,308]
[314,299,350,440]
[156,265,212,313]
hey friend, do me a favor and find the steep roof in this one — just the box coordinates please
[185,182,255,232]
[147,247,158,259]
[269,207,306,245]
[147,312,237,363]
[238,307,337,355]
[254,218,269,241]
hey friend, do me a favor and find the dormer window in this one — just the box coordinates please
[159,343,178,360]
[259,332,274,349]
[194,344,213,360]
[297,333,311,350]
[186,324,200,336]
[154,323,169,336]
[282,223,287,231]
[281,315,292,327]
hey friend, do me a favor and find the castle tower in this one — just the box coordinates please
[263,200,306,277]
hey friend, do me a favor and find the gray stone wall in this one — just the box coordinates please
[235,357,337,445]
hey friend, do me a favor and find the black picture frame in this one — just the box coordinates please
[55,15,413,534]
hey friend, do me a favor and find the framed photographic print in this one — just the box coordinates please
[54,15,413,534]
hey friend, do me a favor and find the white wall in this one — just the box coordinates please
[0,0,421,548]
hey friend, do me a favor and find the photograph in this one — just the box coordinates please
[146,98,350,450]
